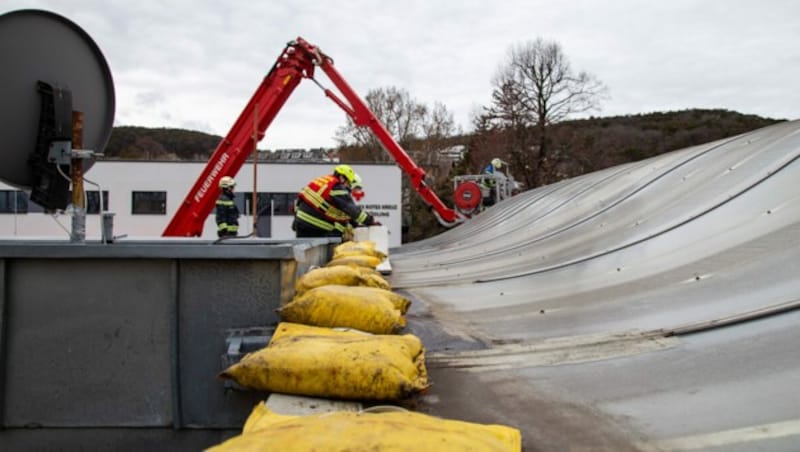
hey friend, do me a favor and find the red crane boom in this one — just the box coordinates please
[163,37,463,237]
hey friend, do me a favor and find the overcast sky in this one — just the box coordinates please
[4,0,799,150]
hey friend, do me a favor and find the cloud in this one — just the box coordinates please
[3,0,799,149]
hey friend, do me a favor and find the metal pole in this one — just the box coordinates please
[70,111,86,243]
[252,102,258,236]
[12,191,17,236]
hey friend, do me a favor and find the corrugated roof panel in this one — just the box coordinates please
[392,120,800,450]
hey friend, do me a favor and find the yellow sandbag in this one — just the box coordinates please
[240,401,295,434]
[294,265,390,296]
[326,254,383,269]
[207,403,522,452]
[277,285,409,334]
[218,322,428,401]
[333,240,387,260]
[361,270,393,291]
[350,286,410,314]
[293,284,410,313]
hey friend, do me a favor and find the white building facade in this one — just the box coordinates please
[0,161,403,247]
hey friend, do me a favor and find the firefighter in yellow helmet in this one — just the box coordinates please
[216,176,240,237]
[293,164,380,238]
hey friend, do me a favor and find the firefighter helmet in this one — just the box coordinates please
[334,164,358,185]
[219,176,236,189]
[351,173,363,189]
[351,174,365,201]
[491,158,503,169]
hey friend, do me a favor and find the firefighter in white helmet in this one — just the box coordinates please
[351,173,365,202]
[481,158,506,206]
[216,176,240,237]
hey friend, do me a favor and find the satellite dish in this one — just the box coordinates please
[0,9,115,208]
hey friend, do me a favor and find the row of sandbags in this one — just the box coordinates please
[218,240,421,400]
[213,240,522,451]
[278,241,411,334]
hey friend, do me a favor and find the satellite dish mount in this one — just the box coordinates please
[0,9,116,242]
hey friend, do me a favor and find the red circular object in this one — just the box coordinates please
[454,181,482,212]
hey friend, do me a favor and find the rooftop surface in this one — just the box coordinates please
[391,119,800,451]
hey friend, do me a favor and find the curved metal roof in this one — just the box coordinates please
[391,120,800,450]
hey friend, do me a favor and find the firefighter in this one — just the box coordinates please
[481,158,505,206]
[293,164,380,238]
[215,176,240,237]
[351,174,365,202]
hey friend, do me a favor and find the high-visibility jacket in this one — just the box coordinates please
[215,191,239,237]
[295,174,374,235]
[481,163,498,187]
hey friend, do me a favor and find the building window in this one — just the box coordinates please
[86,190,109,214]
[230,193,248,217]
[132,191,166,215]
[0,190,28,214]
[2,190,108,214]
[67,190,109,214]
[271,193,297,216]
[240,193,267,217]
[27,198,45,213]
[240,192,298,216]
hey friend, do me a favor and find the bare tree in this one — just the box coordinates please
[422,102,457,141]
[485,38,607,187]
[335,86,428,162]
[418,101,459,167]
[335,86,458,242]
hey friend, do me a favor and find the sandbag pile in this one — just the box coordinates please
[278,285,410,334]
[294,265,390,295]
[331,240,387,261]
[283,240,408,334]
[324,239,387,270]
[220,239,424,400]
[212,239,523,451]
[207,402,522,452]
[325,254,384,269]
[219,322,428,400]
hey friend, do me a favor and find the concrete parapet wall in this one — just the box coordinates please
[0,238,335,450]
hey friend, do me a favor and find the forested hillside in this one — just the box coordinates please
[105,109,782,166]
[542,109,782,177]
[105,126,222,160]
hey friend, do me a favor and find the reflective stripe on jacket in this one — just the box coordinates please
[295,174,373,234]
[298,175,352,222]
[481,164,497,188]
[215,191,239,235]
